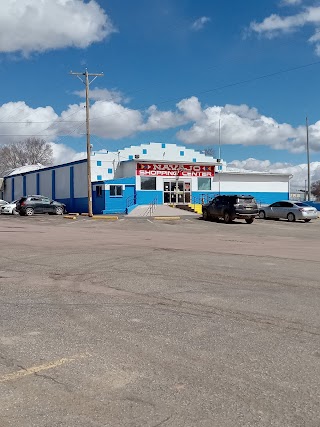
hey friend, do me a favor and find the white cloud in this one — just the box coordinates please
[280,0,303,6]
[0,101,58,144]
[175,97,318,154]
[50,142,85,165]
[249,4,320,54]
[139,105,187,131]
[227,158,320,190]
[73,87,130,104]
[190,16,211,31]
[0,0,116,55]
[0,97,319,156]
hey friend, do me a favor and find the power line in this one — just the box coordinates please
[0,59,319,129]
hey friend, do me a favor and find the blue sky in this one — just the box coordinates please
[1,0,320,185]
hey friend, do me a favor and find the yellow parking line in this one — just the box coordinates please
[0,353,89,384]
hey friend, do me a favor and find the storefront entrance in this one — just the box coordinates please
[163,180,191,204]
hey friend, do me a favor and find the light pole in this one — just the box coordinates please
[306,117,311,201]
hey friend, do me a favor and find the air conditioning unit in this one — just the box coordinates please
[217,159,221,163]
[134,154,140,159]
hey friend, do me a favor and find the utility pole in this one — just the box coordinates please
[306,116,311,201]
[70,69,103,217]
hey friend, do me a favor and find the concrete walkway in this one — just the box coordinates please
[128,204,199,217]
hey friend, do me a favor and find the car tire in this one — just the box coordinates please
[25,207,34,216]
[55,206,64,215]
[304,219,311,222]
[224,211,232,224]
[12,208,18,215]
[203,209,210,221]
[287,212,295,222]
[245,218,254,224]
[259,210,266,219]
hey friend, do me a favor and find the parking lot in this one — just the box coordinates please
[1,214,320,426]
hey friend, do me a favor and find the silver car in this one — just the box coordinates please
[259,201,318,222]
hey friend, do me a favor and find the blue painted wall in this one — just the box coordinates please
[103,184,135,214]
[136,190,162,205]
[192,191,289,205]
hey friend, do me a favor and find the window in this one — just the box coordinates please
[192,158,197,162]
[96,185,103,197]
[97,175,102,181]
[128,155,133,160]
[108,168,112,174]
[180,151,184,156]
[141,177,156,190]
[142,149,147,154]
[97,161,102,166]
[161,143,166,149]
[198,178,211,191]
[110,185,123,197]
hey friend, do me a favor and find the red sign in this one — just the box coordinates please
[137,163,215,177]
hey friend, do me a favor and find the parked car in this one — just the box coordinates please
[0,200,18,215]
[16,195,66,216]
[0,199,8,206]
[259,201,318,222]
[202,195,258,224]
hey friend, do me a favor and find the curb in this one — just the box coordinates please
[153,216,181,220]
[63,215,77,220]
[92,215,118,220]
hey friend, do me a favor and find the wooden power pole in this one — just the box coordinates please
[70,69,103,217]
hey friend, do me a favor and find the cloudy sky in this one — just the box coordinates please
[1,0,320,189]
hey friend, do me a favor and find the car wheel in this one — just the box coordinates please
[224,211,232,224]
[259,210,266,219]
[25,207,34,216]
[304,219,311,222]
[55,206,64,215]
[287,212,295,222]
[245,218,254,224]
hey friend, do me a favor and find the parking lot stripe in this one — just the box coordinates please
[0,353,90,384]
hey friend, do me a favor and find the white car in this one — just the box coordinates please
[259,201,318,222]
[0,200,18,215]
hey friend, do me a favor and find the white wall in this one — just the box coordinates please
[14,176,23,200]
[55,166,70,199]
[39,170,52,199]
[74,162,87,198]
[26,173,37,196]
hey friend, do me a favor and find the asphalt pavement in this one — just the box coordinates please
[0,214,320,426]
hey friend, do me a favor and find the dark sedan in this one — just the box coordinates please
[16,195,66,216]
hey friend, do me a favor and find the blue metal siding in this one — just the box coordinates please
[36,173,40,195]
[52,170,56,200]
[69,167,74,212]
[11,178,14,201]
[23,176,26,196]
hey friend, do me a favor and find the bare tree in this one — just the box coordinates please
[0,138,53,176]
[311,180,320,201]
[203,147,215,157]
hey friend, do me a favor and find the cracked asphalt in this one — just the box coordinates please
[0,214,320,426]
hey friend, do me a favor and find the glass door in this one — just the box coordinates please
[163,180,191,204]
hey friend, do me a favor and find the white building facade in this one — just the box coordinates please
[1,143,291,214]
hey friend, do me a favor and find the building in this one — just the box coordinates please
[1,143,291,214]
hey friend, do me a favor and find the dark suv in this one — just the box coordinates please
[202,195,258,224]
[16,195,66,216]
